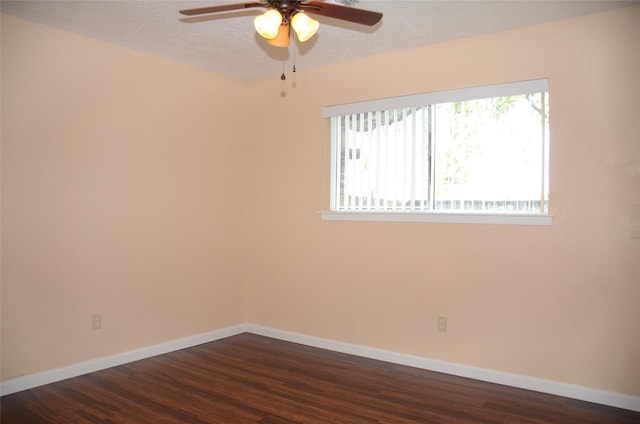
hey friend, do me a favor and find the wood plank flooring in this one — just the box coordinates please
[2,333,639,423]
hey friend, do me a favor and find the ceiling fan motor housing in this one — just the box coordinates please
[268,0,302,21]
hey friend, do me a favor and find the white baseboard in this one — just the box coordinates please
[2,322,638,413]
[0,323,248,396]
[246,324,640,413]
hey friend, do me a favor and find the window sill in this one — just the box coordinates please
[319,211,553,226]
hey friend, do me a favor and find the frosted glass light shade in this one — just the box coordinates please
[267,24,290,47]
[254,9,282,39]
[291,12,319,42]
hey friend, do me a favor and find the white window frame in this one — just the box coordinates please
[320,79,553,225]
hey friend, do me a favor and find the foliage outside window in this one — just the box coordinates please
[324,80,549,217]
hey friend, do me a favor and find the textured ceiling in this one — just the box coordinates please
[2,0,637,79]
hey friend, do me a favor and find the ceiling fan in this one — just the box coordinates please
[179,0,383,48]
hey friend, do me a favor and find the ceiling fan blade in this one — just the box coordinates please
[179,2,264,16]
[301,1,382,26]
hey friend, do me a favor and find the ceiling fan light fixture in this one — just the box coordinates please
[254,9,282,39]
[291,12,319,42]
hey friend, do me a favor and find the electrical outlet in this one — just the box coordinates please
[92,314,102,330]
[437,316,447,332]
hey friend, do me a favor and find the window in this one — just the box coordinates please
[322,79,551,225]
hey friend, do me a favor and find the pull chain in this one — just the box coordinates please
[280,34,289,80]
[293,42,296,73]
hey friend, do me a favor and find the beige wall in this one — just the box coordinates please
[243,6,640,396]
[2,5,639,398]
[1,15,247,379]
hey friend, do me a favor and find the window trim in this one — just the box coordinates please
[319,211,553,226]
[322,79,552,225]
[322,79,549,118]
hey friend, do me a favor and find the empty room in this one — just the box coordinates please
[1,0,639,422]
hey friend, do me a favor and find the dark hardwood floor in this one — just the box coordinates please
[2,333,638,423]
